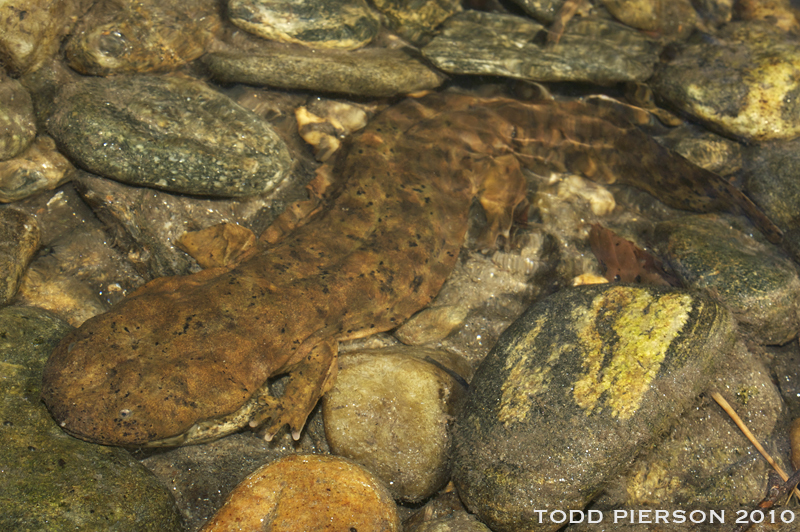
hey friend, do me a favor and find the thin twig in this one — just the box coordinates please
[711,391,800,500]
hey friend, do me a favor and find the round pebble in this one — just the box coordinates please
[323,347,469,502]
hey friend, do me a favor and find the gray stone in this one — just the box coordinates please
[507,0,565,23]
[228,0,379,50]
[603,0,697,39]
[48,74,292,197]
[453,284,736,532]
[8,185,144,327]
[651,21,800,142]
[0,306,183,531]
[656,214,800,345]
[404,491,492,532]
[204,45,444,97]
[422,11,660,84]
[658,123,742,177]
[743,138,800,231]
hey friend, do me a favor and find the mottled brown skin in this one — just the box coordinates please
[41,92,781,447]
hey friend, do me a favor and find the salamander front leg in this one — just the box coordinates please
[248,337,339,441]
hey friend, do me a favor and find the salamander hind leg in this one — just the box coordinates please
[248,337,338,441]
[475,154,529,250]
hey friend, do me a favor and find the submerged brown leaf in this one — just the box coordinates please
[589,224,680,287]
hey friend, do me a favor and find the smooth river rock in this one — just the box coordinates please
[201,454,399,531]
[422,11,660,84]
[453,284,736,532]
[651,21,800,142]
[656,214,800,345]
[64,0,221,75]
[227,0,380,50]
[0,136,72,202]
[204,45,445,97]
[48,74,292,197]
[323,346,470,502]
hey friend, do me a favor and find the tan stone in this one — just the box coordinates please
[201,454,399,532]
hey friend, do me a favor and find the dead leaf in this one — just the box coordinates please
[588,224,680,287]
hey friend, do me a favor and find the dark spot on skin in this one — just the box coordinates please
[410,275,424,292]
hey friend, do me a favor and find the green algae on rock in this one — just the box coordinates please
[48,74,292,197]
[0,306,182,532]
[597,339,782,510]
[453,284,736,532]
[655,214,800,345]
[652,21,800,142]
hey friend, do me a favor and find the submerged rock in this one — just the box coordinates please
[73,170,289,278]
[423,11,660,84]
[652,21,800,142]
[0,209,39,305]
[0,75,36,162]
[0,0,71,74]
[603,0,697,39]
[656,214,800,345]
[227,0,380,50]
[48,75,292,197]
[597,340,782,509]
[453,284,736,532]
[323,346,470,502]
[201,454,399,531]
[65,0,221,75]
[204,45,444,97]
[0,136,72,203]
[372,0,461,43]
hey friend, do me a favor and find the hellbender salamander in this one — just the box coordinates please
[41,92,782,447]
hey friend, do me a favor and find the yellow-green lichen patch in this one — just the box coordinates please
[572,287,693,419]
[498,317,546,426]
